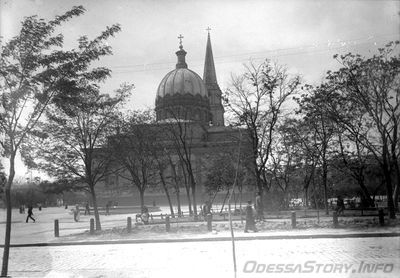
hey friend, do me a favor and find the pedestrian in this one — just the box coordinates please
[255,192,264,221]
[202,201,211,220]
[336,196,345,216]
[84,202,90,215]
[105,201,110,215]
[141,206,149,224]
[26,205,35,223]
[73,204,80,222]
[244,200,257,233]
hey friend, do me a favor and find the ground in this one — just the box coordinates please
[2,237,400,278]
[0,207,399,277]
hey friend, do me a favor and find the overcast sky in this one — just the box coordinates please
[1,0,399,178]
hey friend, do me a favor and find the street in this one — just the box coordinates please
[2,236,399,278]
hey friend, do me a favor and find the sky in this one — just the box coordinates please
[0,0,399,179]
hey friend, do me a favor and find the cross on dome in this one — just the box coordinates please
[178,34,184,49]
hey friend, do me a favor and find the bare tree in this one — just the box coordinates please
[159,114,202,216]
[269,118,304,208]
[151,147,176,217]
[225,60,301,197]
[297,85,336,215]
[332,129,375,207]
[110,110,157,209]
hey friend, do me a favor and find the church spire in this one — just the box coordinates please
[203,28,225,126]
[203,28,217,84]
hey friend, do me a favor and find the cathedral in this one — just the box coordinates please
[155,32,225,126]
[102,32,248,205]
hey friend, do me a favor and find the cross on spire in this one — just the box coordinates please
[178,34,184,49]
[206,27,211,34]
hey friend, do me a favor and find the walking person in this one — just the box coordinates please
[84,202,90,215]
[105,201,111,216]
[73,204,80,222]
[336,196,345,216]
[26,205,35,223]
[244,200,257,233]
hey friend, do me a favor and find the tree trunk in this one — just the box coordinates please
[182,166,193,215]
[322,159,329,215]
[1,152,16,277]
[386,182,396,219]
[220,190,230,214]
[190,175,198,216]
[256,169,263,194]
[381,143,396,219]
[383,167,396,219]
[392,159,400,211]
[239,186,243,222]
[160,172,174,217]
[185,188,192,215]
[393,183,399,212]
[233,190,237,210]
[304,186,308,208]
[175,188,182,216]
[139,189,145,209]
[357,178,374,207]
[170,160,182,216]
[391,118,399,212]
[211,191,218,204]
[89,185,102,230]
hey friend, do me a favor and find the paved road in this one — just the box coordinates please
[2,236,399,278]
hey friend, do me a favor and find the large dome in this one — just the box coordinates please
[156,68,207,99]
[155,44,211,123]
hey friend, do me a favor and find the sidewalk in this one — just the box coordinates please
[1,207,399,247]
[11,228,400,248]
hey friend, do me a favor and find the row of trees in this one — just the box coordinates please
[223,42,399,220]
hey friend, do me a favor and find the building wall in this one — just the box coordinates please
[98,124,252,206]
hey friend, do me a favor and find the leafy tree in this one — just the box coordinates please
[0,6,110,275]
[225,60,301,196]
[29,85,131,230]
[329,156,383,207]
[0,162,5,199]
[296,85,337,214]
[109,110,157,210]
[294,120,320,208]
[322,41,400,218]
[39,179,85,196]
[269,118,304,207]
[204,154,245,212]
[331,129,375,207]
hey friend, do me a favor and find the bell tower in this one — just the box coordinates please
[203,28,224,126]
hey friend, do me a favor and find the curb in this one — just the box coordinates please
[2,232,400,248]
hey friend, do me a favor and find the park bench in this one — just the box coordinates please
[344,207,388,216]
